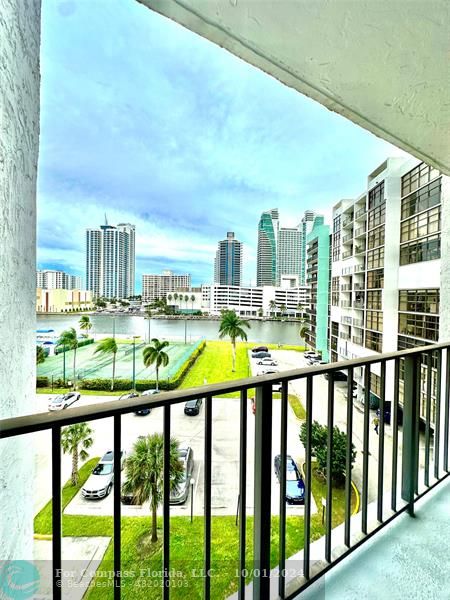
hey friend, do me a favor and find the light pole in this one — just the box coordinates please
[62,347,66,385]
[190,477,195,522]
[184,318,187,345]
[112,315,116,340]
[146,316,151,343]
[132,335,139,391]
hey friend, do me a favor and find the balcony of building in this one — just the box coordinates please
[354,207,367,221]
[354,226,367,238]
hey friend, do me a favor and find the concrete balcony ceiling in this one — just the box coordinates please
[140,0,450,174]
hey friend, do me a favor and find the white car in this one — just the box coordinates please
[257,358,278,366]
[257,368,280,376]
[48,392,80,411]
[82,450,126,500]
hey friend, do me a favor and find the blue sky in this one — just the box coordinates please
[38,0,408,291]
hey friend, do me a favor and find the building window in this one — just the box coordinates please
[331,321,339,337]
[401,178,441,219]
[400,206,440,242]
[399,235,440,265]
[401,162,440,196]
[398,313,439,341]
[365,330,382,352]
[367,247,384,269]
[370,373,381,397]
[366,290,382,310]
[398,289,439,314]
[368,202,386,230]
[368,181,385,210]
[366,310,383,332]
[367,225,385,250]
[367,269,384,289]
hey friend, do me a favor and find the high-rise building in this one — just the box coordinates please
[142,271,191,302]
[277,226,301,285]
[86,221,135,299]
[256,209,279,286]
[214,232,243,286]
[305,216,330,360]
[328,156,447,420]
[300,210,316,285]
[36,270,82,290]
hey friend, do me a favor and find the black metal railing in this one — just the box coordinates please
[1,343,450,600]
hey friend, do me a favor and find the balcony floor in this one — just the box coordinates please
[299,475,450,600]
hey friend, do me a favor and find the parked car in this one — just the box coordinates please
[135,389,159,416]
[82,450,126,500]
[274,454,305,504]
[324,370,348,381]
[312,361,328,367]
[47,392,80,411]
[252,346,269,353]
[306,355,322,365]
[272,382,283,393]
[257,368,279,376]
[252,351,271,359]
[304,350,317,357]
[170,444,194,504]
[184,398,202,416]
[257,358,278,366]
[118,392,139,401]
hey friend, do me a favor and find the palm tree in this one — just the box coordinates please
[61,423,94,486]
[94,337,118,390]
[143,338,170,391]
[280,303,287,317]
[269,300,277,316]
[299,317,309,340]
[36,345,46,365]
[167,293,173,304]
[122,433,183,542]
[218,310,250,372]
[190,294,195,311]
[184,295,189,311]
[58,328,79,387]
[296,304,304,318]
[79,315,92,338]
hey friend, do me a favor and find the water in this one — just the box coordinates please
[36,314,303,345]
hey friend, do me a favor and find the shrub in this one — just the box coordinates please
[36,376,49,388]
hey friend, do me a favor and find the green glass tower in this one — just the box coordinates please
[257,209,279,286]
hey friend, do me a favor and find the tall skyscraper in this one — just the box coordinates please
[277,226,301,285]
[86,221,135,299]
[256,209,279,286]
[300,210,316,285]
[214,232,243,286]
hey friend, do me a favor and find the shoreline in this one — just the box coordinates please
[37,312,304,323]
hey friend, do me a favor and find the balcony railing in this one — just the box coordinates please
[354,226,366,237]
[2,343,450,600]
[342,215,354,227]
[341,316,353,324]
[339,332,351,340]
[352,336,364,345]
[340,300,352,308]
[355,207,367,220]
[342,250,353,259]
[353,318,364,327]
[342,233,353,243]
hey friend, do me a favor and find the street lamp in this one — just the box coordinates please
[132,335,140,391]
[190,477,195,523]
[112,315,116,340]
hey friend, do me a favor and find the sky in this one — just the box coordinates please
[37,0,409,291]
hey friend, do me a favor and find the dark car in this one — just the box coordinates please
[306,354,322,364]
[274,454,305,504]
[252,351,271,359]
[170,444,194,504]
[252,346,269,353]
[184,398,202,416]
[134,389,159,416]
[324,370,348,381]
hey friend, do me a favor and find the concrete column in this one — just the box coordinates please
[439,176,450,342]
[0,0,41,560]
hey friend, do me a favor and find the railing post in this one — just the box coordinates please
[253,383,272,600]
[401,355,419,516]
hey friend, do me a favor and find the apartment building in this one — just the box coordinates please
[214,231,243,286]
[329,157,446,417]
[36,269,81,290]
[202,284,309,317]
[142,270,191,302]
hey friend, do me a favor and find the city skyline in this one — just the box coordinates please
[36,0,410,292]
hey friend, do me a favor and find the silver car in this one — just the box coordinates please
[82,450,126,500]
[170,444,194,504]
[48,392,80,411]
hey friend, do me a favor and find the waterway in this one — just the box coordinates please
[36,314,303,345]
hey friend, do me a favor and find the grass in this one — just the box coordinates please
[288,394,306,420]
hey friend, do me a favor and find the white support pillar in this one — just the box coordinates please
[439,176,450,342]
[0,0,41,560]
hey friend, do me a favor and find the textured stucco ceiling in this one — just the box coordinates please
[139,0,450,175]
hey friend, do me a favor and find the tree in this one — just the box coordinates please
[280,303,287,317]
[143,338,170,391]
[257,308,264,318]
[299,421,356,484]
[167,294,173,304]
[94,298,107,309]
[61,423,94,485]
[218,310,250,372]
[122,433,183,542]
[36,345,46,365]
[58,328,79,386]
[79,315,92,338]
[190,294,195,311]
[269,300,277,316]
[94,337,118,390]
[299,317,309,340]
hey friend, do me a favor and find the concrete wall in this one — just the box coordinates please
[0,0,41,560]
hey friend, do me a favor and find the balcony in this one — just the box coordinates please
[354,244,366,254]
[342,215,354,228]
[342,233,353,244]
[353,318,364,327]
[339,332,351,340]
[354,283,365,290]
[354,207,367,220]
[354,226,366,238]
[341,316,353,325]
[340,284,351,291]
[352,336,364,345]
[340,300,352,308]
[2,343,449,600]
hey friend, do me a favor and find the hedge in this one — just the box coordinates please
[55,338,94,354]
[37,376,49,388]
[78,340,206,392]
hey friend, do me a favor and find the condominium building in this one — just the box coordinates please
[202,283,309,317]
[214,232,243,286]
[86,222,135,299]
[305,216,330,360]
[329,157,447,418]
[256,209,279,286]
[36,270,81,290]
[142,271,191,302]
[300,210,316,285]
[277,226,301,285]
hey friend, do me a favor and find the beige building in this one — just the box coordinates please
[36,288,93,313]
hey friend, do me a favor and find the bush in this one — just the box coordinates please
[55,338,94,354]
[299,420,356,484]
[78,341,206,392]
[36,376,49,388]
